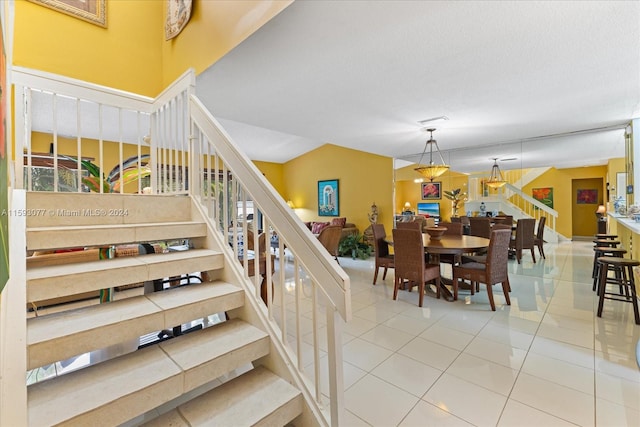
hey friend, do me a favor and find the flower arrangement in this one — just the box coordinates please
[443,188,467,217]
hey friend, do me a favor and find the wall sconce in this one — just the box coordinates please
[286,200,295,209]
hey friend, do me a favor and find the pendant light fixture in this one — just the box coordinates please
[486,158,507,188]
[414,128,450,181]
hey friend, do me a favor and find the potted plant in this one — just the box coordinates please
[338,233,372,259]
[443,188,467,217]
[61,154,151,193]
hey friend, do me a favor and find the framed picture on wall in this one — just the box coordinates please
[28,0,107,27]
[532,187,553,209]
[421,181,441,200]
[318,179,339,216]
[577,189,598,204]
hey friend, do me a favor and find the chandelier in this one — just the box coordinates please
[414,128,450,181]
[486,158,507,188]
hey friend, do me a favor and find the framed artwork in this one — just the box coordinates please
[165,0,193,40]
[421,181,441,200]
[532,187,553,209]
[318,179,339,216]
[28,0,107,27]
[577,189,598,204]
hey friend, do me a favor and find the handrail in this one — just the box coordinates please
[12,66,350,426]
[505,183,557,217]
[189,96,351,320]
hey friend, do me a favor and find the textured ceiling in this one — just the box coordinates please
[196,0,640,173]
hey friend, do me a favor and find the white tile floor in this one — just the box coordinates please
[332,240,640,426]
[26,240,640,426]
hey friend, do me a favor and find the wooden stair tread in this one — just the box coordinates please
[26,249,225,303]
[146,367,302,427]
[28,320,270,427]
[27,221,207,251]
[27,282,244,370]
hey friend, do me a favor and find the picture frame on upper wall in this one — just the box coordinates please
[28,0,107,28]
[318,179,339,217]
[421,181,441,200]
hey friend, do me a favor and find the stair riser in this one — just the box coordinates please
[28,311,163,371]
[27,223,207,251]
[28,346,184,427]
[27,254,224,302]
[181,338,270,392]
[28,323,273,426]
[28,285,244,370]
[253,396,304,427]
[26,193,193,227]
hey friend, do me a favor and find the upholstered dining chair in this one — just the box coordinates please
[534,216,547,259]
[509,218,536,264]
[372,224,394,284]
[317,225,343,263]
[452,228,512,311]
[392,228,441,307]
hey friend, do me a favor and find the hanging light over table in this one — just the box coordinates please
[414,128,450,181]
[486,158,507,188]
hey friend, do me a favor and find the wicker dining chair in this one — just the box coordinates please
[509,218,536,264]
[469,217,492,239]
[372,224,394,284]
[396,221,422,231]
[392,228,441,307]
[534,216,547,259]
[452,228,512,311]
[436,221,464,266]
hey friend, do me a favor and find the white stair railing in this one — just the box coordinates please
[12,66,350,427]
[187,96,350,426]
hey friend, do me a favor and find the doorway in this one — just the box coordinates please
[571,178,603,239]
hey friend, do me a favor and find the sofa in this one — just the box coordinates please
[305,218,359,241]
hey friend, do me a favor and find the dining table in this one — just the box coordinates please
[385,233,490,301]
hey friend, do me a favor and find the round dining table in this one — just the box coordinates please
[385,233,490,301]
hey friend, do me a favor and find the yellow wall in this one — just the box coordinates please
[30,132,149,193]
[161,0,292,87]
[283,144,394,234]
[14,0,164,96]
[394,166,469,221]
[253,160,285,197]
[524,165,607,238]
[14,0,292,96]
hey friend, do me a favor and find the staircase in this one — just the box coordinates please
[24,192,303,426]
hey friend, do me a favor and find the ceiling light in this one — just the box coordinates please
[414,128,450,181]
[418,116,449,125]
[486,158,507,189]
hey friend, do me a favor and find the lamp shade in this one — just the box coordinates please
[596,205,606,214]
[486,159,507,188]
[414,129,449,181]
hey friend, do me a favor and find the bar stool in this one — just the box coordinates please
[595,234,618,240]
[596,256,640,325]
[593,239,621,248]
[592,247,627,291]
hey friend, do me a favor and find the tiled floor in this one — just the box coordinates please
[331,240,640,426]
[26,240,640,426]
